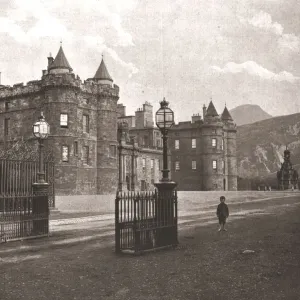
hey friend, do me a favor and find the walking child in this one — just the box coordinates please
[216,196,229,231]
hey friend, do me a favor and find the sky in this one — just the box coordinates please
[0,0,300,122]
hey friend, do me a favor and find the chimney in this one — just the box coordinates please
[192,113,201,123]
[47,53,54,70]
[203,104,207,119]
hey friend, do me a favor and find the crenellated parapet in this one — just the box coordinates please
[0,81,42,100]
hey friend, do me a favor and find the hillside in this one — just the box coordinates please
[230,104,272,126]
[237,112,300,180]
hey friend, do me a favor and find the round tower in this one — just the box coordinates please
[92,58,119,194]
[221,105,237,191]
[201,101,225,190]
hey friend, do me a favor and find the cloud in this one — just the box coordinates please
[245,11,283,35]
[240,10,300,52]
[0,0,72,43]
[84,35,138,77]
[0,17,28,43]
[211,61,300,83]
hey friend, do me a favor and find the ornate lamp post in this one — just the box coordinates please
[33,112,50,184]
[155,97,175,182]
[154,97,178,248]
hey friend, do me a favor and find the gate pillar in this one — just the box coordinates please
[154,181,178,247]
[32,183,49,236]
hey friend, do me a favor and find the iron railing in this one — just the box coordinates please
[0,159,55,208]
[0,159,52,242]
[0,194,49,242]
[115,189,178,254]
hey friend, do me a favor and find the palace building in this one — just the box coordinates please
[0,44,238,195]
[168,101,238,191]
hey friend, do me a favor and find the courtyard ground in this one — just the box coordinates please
[0,192,300,299]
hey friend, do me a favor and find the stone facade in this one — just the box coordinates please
[0,46,119,195]
[117,103,163,192]
[169,101,238,191]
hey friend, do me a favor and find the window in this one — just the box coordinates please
[192,161,196,170]
[5,101,10,111]
[212,129,217,134]
[83,146,89,164]
[84,98,89,105]
[142,158,146,170]
[151,159,154,169]
[212,138,217,148]
[222,160,225,173]
[62,146,69,162]
[4,118,10,136]
[156,140,160,147]
[157,159,160,170]
[110,145,117,157]
[151,179,154,185]
[74,141,78,156]
[175,161,180,171]
[60,113,68,127]
[192,139,196,149]
[212,160,217,170]
[175,140,179,149]
[83,115,89,133]
[144,135,148,146]
[221,139,224,150]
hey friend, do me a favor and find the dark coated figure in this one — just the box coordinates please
[216,196,229,232]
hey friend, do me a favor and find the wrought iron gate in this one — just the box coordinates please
[0,139,55,242]
[115,189,178,254]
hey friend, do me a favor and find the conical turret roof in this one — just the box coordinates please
[49,46,73,71]
[94,58,113,82]
[205,101,219,117]
[221,106,233,121]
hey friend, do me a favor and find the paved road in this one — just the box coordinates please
[0,193,299,258]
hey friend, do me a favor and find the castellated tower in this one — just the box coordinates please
[87,58,119,194]
[221,106,237,191]
[0,45,119,195]
[201,101,225,190]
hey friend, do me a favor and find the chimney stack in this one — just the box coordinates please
[203,104,207,120]
[47,53,54,70]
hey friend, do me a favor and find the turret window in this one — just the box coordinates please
[212,160,217,170]
[142,158,146,170]
[192,139,196,148]
[83,115,89,133]
[192,161,196,170]
[60,113,68,128]
[4,118,10,136]
[5,101,10,112]
[212,138,217,148]
[62,146,69,162]
[74,141,78,156]
[175,140,179,149]
[83,146,89,164]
